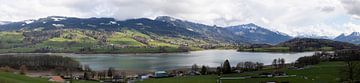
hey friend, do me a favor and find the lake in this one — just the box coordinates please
[59,50,314,71]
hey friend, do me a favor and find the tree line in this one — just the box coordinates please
[0,55,81,71]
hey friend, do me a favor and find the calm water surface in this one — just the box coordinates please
[60,50,314,71]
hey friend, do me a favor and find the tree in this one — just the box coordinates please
[295,55,320,68]
[272,59,277,68]
[159,46,167,53]
[83,72,91,80]
[255,62,264,70]
[83,65,91,72]
[107,67,115,77]
[98,71,106,80]
[236,61,264,71]
[222,59,232,74]
[19,65,27,75]
[244,61,254,71]
[0,55,81,71]
[338,49,360,82]
[279,58,285,68]
[216,67,222,76]
[236,62,245,70]
[200,65,208,75]
[341,61,360,82]
[191,64,199,72]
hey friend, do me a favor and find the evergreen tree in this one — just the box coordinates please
[200,65,208,75]
[107,67,115,77]
[222,59,231,74]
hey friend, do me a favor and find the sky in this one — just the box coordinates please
[0,0,359,37]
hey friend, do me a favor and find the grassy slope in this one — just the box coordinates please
[0,29,207,53]
[107,32,146,46]
[0,32,24,48]
[138,61,344,83]
[33,30,98,52]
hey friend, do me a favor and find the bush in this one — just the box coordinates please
[0,66,14,72]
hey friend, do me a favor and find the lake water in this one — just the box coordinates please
[60,50,314,71]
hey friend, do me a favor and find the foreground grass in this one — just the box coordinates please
[0,72,99,83]
[0,72,51,83]
[138,61,344,83]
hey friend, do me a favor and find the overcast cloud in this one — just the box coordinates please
[0,0,359,37]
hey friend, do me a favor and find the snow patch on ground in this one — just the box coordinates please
[186,28,194,31]
[109,21,117,24]
[52,24,65,27]
[51,17,66,21]
[24,20,34,24]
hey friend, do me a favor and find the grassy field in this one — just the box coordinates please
[137,61,344,83]
[107,32,146,46]
[0,72,51,83]
[0,72,100,83]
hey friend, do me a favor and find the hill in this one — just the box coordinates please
[238,38,359,52]
[278,38,359,51]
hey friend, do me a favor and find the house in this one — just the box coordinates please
[187,70,201,76]
[112,75,125,83]
[48,76,65,83]
[154,71,168,78]
[260,72,273,77]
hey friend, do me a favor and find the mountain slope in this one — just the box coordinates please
[0,16,235,53]
[225,23,292,44]
[334,32,360,44]
[0,16,298,53]
[0,16,235,44]
[155,16,244,44]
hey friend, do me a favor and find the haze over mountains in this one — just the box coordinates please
[0,16,359,45]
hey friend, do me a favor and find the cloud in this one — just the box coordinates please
[320,6,336,13]
[341,0,360,19]
[0,0,358,37]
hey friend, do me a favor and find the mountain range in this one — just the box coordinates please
[0,16,359,53]
[0,16,292,44]
[334,32,360,44]
[225,23,292,44]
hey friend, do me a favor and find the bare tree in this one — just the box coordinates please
[19,65,27,75]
